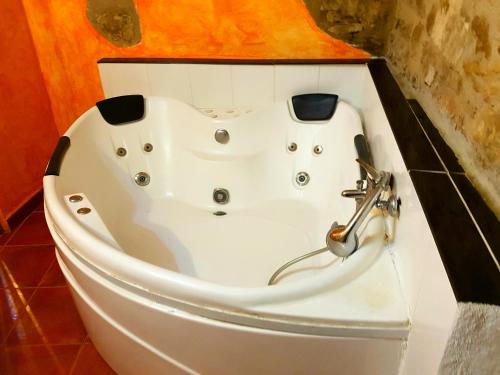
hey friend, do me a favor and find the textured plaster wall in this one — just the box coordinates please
[21,0,369,135]
[0,0,59,226]
[303,0,396,55]
[386,0,500,216]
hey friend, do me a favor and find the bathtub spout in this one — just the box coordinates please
[326,159,400,257]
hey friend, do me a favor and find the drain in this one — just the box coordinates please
[213,211,227,216]
[295,171,310,186]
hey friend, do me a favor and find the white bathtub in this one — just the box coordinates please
[44,96,408,374]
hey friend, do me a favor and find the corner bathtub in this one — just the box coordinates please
[44,96,408,374]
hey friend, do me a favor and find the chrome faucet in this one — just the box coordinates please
[326,159,400,257]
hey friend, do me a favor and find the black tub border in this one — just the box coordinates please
[44,136,71,177]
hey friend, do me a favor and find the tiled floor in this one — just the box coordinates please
[0,203,115,374]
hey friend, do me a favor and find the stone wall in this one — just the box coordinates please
[386,0,500,216]
[303,0,396,55]
[86,0,141,47]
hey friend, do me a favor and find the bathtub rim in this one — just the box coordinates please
[44,175,391,308]
[55,219,410,339]
[42,96,408,329]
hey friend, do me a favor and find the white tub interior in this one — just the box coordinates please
[57,96,386,289]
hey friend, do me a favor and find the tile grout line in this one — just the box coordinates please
[1,210,34,248]
[2,243,55,248]
[1,285,64,289]
[408,169,447,174]
[37,258,57,288]
[2,343,84,348]
[1,285,38,346]
[1,207,54,345]
[69,342,86,374]
[3,285,86,348]
[409,104,500,271]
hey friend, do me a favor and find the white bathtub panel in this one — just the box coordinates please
[274,65,320,101]
[231,65,274,107]
[147,64,192,104]
[59,250,404,375]
[72,291,190,374]
[318,65,367,109]
[359,66,457,372]
[68,277,192,374]
[400,232,456,375]
[98,63,367,111]
[188,64,233,108]
[98,63,151,98]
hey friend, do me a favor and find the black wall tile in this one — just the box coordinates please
[368,60,443,172]
[451,173,500,261]
[410,171,500,305]
[408,100,464,173]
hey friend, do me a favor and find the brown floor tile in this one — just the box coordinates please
[6,287,87,346]
[0,245,55,288]
[0,288,35,343]
[0,344,80,375]
[39,260,66,287]
[7,212,53,246]
[72,342,116,374]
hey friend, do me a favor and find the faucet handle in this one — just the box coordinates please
[356,159,382,183]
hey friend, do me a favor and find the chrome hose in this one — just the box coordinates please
[268,247,330,285]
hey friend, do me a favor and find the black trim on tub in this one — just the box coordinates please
[98,57,373,65]
[44,136,71,176]
[96,95,145,125]
[367,60,443,171]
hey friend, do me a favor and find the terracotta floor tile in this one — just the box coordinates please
[0,288,35,343]
[33,200,45,212]
[0,344,80,375]
[72,342,116,374]
[6,287,87,346]
[0,245,55,288]
[39,260,66,287]
[7,212,53,246]
[0,232,13,246]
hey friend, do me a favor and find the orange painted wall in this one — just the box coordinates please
[0,1,59,223]
[22,0,370,134]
